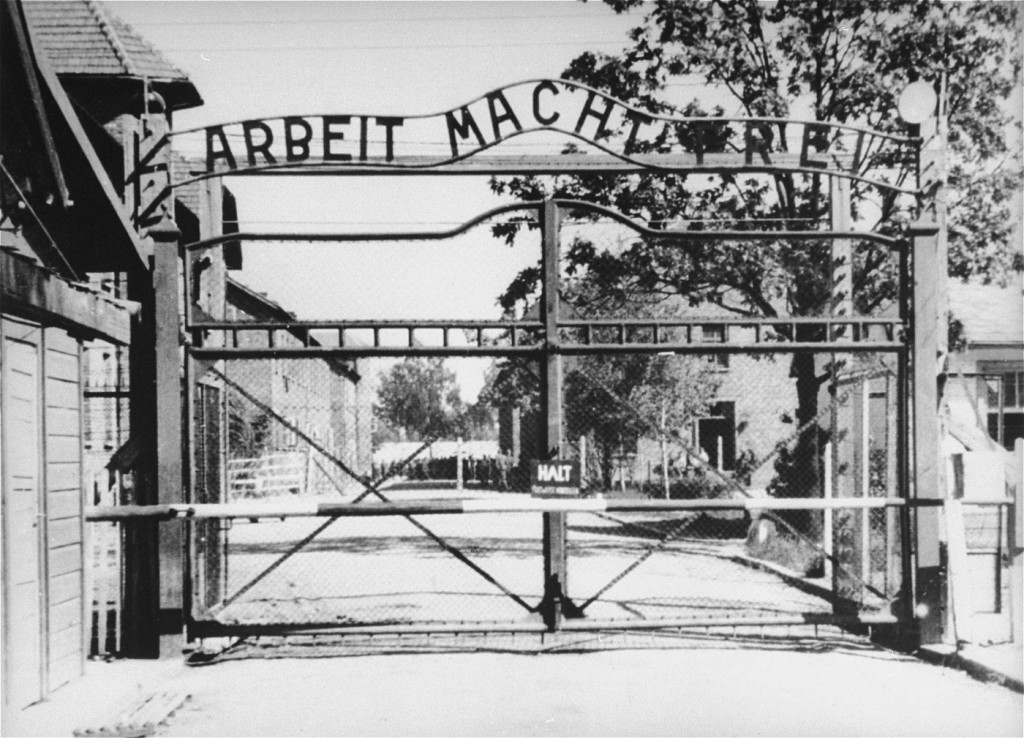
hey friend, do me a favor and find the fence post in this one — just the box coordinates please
[824,442,833,583]
[861,377,871,591]
[1011,439,1023,644]
[830,174,862,613]
[540,199,569,631]
[910,215,947,645]
[579,435,588,494]
[456,436,464,490]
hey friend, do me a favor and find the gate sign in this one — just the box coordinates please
[531,459,581,490]
[158,78,918,195]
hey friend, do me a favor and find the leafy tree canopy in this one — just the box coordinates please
[375,358,465,441]
[492,0,1022,323]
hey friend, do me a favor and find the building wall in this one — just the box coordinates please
[1,316,85,709]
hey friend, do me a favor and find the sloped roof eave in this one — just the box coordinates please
[28,21,147,270]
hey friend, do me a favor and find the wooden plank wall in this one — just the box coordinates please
[43,327,85,690]
[2,318,44,710]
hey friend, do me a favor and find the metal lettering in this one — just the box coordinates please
[800,123,830,170]
[485,91,523,142]
[375,117,404,162]
[533,80,560,126]
[205,125,236,171]
[284,117,313,162]
[242,120,277,166]
[574,90,615,139]
[322,115,353,162]
[445,106,486,157]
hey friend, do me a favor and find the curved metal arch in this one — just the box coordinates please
[184,198,905,253]
[183,201,542,252]
[552,199,905,249]
[166,122,919,197]
[168,77,917,146]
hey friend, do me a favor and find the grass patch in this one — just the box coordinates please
[745,520,824,577]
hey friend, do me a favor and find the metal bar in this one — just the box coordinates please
[188,341,904,361]
[87,496,946,522]
[170,155,918,196]
[541,198,567,631]
[186,612,904,640]
[190,319,544,331]
[552,199,905,249]
[184,202,542,251]
[185,225,905,254]
[190,346,544,359]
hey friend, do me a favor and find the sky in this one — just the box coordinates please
[109,0,670,398]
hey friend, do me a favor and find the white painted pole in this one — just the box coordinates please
[824,441,833,582]
[661,403,670,499]
[1011,439,1023,644]
[717,435,724,473]
[579,435,587,493]
[456,436,464,490]
[862,378,871,588]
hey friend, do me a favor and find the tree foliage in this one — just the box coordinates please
[488,0,1021,519]
[374,358,497,443]
[494,0,1021,308]
[375,358,464,441]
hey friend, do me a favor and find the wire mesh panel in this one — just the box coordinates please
[182,195,914,638]
[553,349,906,626]
[203,513,545,628]
[189,353,551,628]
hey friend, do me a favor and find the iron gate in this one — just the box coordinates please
[96,78,953,646]
[180,195,917,641]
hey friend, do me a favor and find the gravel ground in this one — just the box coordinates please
[204,493,833,628]
[157,645,1023,736]
[156,488,1012,737]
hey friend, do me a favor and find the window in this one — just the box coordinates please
[981,366,1024,450]
[700,324,729,370]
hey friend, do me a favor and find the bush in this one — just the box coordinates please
[646,473,735,500]
[745,518,824,577]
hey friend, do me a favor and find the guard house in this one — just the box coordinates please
[2,0,204,712]
[1,0,141,711]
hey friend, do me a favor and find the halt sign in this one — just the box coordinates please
[531,459,581,496]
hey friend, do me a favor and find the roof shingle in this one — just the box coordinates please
[23,0,189,81]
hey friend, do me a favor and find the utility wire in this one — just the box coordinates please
[161,39,634,52]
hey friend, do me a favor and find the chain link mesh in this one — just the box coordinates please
[186,216,913,632]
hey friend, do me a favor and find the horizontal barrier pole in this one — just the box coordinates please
[955,497,1014,506]
[86,496,946,522]
[187,612,903,639]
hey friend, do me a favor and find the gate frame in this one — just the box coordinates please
[124,78,947,651]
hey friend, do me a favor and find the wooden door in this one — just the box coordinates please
[2,318,45,709]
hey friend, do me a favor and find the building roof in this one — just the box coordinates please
[949,279,1024,348]
[3,0,146,274]
[23,0,201,108]
[24,0,183,79]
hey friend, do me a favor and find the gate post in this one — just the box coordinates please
[540,199,568,630]
[911,217,947,645]
[911,99,950,646]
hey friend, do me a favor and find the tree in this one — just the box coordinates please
[491,0,1022,532]
[482,273,720,488]
[374,358,464,441]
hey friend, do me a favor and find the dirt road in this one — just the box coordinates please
[158,644,1021,736]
